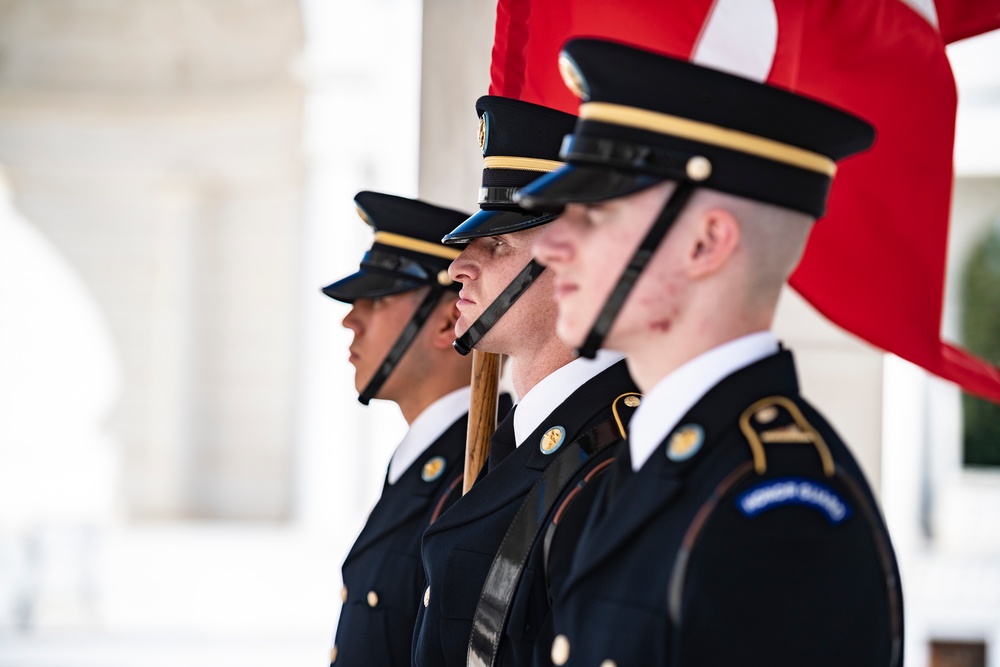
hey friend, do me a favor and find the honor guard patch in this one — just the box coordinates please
[736,477,851,524]
[666,424,704,462]
[421,456,446,482]
[355,203,373,227]
[540,426,566,455]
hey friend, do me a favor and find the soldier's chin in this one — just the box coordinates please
[556,316,586,350]
[353,372,368,395]
[453,316,471,340]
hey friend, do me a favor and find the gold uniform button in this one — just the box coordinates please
[551,634,570,666]
[423,586,430,608]
[340,586,348,603]
[367,590,379,608]
[600,661,617,667]
[329,645,338,664]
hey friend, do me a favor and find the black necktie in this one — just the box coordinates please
[487,405,518,472]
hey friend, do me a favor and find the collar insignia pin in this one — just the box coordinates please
[667,424,704,462]
[421,456,446,482]
[540,426,566,455]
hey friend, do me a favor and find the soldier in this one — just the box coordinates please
[411,97,640,667]
[521,39,903,666]
[323,192,509,667]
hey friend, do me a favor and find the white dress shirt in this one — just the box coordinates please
[513,349,624,446]
[628,331,780,471]
[387,386,472,484]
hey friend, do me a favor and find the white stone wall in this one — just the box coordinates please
[0,0,305,521]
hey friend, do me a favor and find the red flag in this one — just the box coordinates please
[490,0,1000,405]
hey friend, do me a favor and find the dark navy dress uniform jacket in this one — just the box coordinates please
[546,351,903,667]
[412,360,638,667]
[332,414,470,667]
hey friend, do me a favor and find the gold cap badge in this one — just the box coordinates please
[558,52,589,100]
[355,203,373,227]
[667,424,704,462]
[421,456,446,482]
[540,425,566,455]
[478,114,488,154]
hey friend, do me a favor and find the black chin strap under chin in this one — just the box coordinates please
[576,181,697,359]
[452,260,546,356]
[358,286,445,405]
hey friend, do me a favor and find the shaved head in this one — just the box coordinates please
[686,189,814,310]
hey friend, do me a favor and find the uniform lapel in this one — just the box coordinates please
[425,360,636,534]
[425,440,542,534]
[566,447,685,585]
[564,351,800,587]
[519,360,635,474]
[345,416,467,561]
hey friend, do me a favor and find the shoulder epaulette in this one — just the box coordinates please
[737,396,834,477]
[612,392,643,439]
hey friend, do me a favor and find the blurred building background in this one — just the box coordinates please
[0,1,996,666]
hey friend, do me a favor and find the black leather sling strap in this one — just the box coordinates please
[467,416,622,667]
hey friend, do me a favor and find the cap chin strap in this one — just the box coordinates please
[452,260,546,356]
[576,181,696,359]
[358,286,445,405]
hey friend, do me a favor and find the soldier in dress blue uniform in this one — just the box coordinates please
[323,191,510,667]
[521,39,904,667]
[410,97,640,667]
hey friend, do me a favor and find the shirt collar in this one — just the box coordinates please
[387,385,471,484]
[513,349,624,446]
[629,331,779,472]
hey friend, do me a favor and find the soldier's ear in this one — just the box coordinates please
[429,295,461,350]
[688,207,739,278]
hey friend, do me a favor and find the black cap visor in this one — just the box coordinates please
[322,269,424,304]
[515,163,664,211]
[442,207,560,245]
